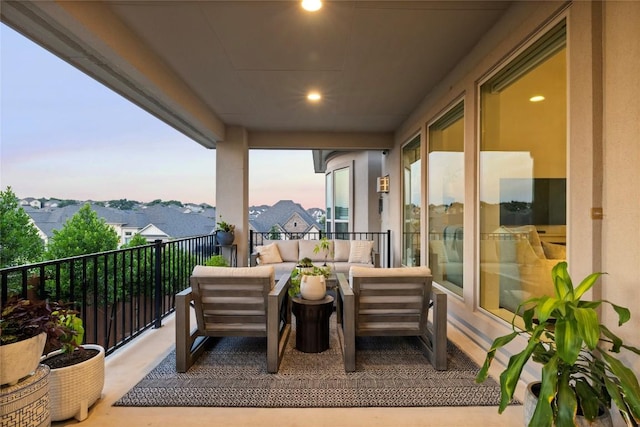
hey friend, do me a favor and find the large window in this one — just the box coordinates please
[325,167,350,234]
[479,21,567,321]
[428,102,464,296]
[402,135,421,266]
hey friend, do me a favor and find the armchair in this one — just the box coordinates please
[176,265,291,374]
[336,266,447,372]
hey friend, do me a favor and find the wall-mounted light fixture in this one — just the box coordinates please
[376,175,389,193]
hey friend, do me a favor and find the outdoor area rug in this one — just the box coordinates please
[115,320,511,408]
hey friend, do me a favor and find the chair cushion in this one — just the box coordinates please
[192,265,276,289]
[348,240,374,264]
[349,266,431,287]
[255,243,283,264]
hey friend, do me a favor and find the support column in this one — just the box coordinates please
[216,126,249,266]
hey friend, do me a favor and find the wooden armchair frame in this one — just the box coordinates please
[336,267,447,372]
[176,266,291,374]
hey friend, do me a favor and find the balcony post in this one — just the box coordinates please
[153,239,163,329]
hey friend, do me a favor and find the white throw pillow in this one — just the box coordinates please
[333,240,350,262]
[255,243,283,265]
[348,240,374,264]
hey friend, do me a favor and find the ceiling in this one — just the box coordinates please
[1,1,511,149]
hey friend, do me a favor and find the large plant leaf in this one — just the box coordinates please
[573,307,599,350]
[475,331,519,383]
[536,296,560,323]
[499,326,546,413]
[556,369,577,427]
[600,324,623,353]
[529,355,559,427]
[601,352,640,421]
[552,261,573,300]
[574,378,601,421]
[573,271,605,300]
[604,300,631,326]
[555,318,582,364]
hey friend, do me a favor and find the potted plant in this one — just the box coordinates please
[476,261,640,426]
[297,256,314,274]
[41,308,105,422]
[204,254,229,267]
[215,216,235,245]
[299,265,330,301]
[0,297,67,386]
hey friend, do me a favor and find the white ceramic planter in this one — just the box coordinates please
[300,275,326,300]
[0,332,46,386]
[524,382,613,427]
[43,344,105,422]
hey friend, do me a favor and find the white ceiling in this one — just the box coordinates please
[1,0,510,147]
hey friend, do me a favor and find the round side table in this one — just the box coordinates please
[291,295,334,353]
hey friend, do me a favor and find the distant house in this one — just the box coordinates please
[249,200,322,237]
[24,203,217,246]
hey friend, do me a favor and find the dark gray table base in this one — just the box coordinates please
[291,295,334,353]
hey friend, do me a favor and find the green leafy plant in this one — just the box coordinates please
[476,261,640,426]
[204,254,229,267]
[297,257,313,268]
[53,309,84,354]
[215,216,235,233]
[313,237,332,266]
[289,265,331,298]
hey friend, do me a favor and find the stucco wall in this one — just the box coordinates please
[602,0,640,374]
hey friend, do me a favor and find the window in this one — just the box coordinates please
[428,101,464,296]
[479,21,567,321]
[325,167,350,234]
[402,135,421,266]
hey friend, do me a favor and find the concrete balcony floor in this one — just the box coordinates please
[53,314,523,427]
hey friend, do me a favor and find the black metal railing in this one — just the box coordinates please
[0,234,217,356]
[249,230,391,267]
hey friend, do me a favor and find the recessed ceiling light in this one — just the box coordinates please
[529,95,545,102]
[302,0,322,12]
[307,92,321,102]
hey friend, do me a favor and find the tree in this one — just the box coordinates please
[268,225,281,240]
[46,203,119,259]
[121,233,148,248]
[0,187,44,267]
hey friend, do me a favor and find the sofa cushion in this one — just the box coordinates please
[348,240,374,264]
[542,241,566,259]
[333,240,350,262]
[429,240,448,263]
[260,240,298,262]
[255,243,283,265]
[299,240,332,263]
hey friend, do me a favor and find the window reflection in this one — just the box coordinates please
[403,136,421,266]
[479,22,567,321]
[428,102,464,296]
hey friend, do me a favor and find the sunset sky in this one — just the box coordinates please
[0,24,325,210]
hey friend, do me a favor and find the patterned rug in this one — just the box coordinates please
[115,319,509,408]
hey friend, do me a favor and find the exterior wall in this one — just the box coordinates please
[382,0,640,392]
[283,212,310,233]
[325,151,382,234]
[601,0,640,374]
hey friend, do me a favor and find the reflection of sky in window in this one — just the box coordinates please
[411,161,421,206]
[480,152,533,203]
[429,152,464,205]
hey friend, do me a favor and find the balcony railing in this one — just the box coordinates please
[249,230,391,268]
[0,234,217,356]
